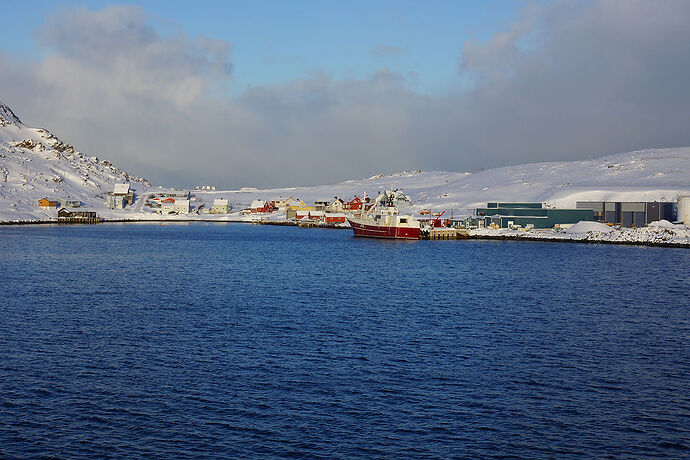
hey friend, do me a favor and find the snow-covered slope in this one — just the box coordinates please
[1,100,688,223]
[193,148,690,216]
[0,101,150,222]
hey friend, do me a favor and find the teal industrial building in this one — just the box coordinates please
[473,202,594,229]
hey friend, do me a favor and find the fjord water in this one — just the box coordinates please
[1,223,688,458]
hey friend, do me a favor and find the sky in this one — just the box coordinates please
[1,0,690,188]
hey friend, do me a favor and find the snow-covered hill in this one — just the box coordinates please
[1,100,688,223]
[0,101,150,222]
[193,148,689,217]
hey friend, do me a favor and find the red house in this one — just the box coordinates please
[325,213,346,223]
[307,211,326,221]
[250,200,272,213]
[343,196,363,211]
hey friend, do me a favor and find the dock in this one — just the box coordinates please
[57,209,100,224]
[297,221,346,229]
[421,227,469,240]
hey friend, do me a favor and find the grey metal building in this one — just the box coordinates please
[575,201,676,227]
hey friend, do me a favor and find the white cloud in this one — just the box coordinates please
[2,1,690,188]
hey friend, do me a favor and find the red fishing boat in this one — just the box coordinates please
[347,190,421,240]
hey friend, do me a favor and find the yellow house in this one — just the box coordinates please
[285,201,318,219]
[38,198,59,208]
[285,200,307,211]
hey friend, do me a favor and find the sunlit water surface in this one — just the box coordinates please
[1,223,688,458]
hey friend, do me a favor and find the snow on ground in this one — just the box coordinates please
[0,101,150,222]
[471,221,690,246]
[564,221,615,234]
[1,100,690,247]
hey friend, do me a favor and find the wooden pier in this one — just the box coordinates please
[57,208,100,224]
[297,221,345,229]
[421,227,469,240]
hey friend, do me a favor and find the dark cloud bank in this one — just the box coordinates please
[2,1,690,188]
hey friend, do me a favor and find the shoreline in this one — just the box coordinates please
[465,233,690,248]
[1,218,688,248]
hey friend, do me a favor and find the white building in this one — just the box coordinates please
[326,199,345,212]
[159,199,190,215]
[107,183,134,209]
[211,198,231,214]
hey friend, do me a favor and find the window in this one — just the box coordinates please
[399,218,407,223]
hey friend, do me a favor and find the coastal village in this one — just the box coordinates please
[33,179,690,245]
[3,99,689,246]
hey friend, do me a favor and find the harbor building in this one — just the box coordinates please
[475,202,594,229]
[249,200,272,213]
[576,201,676,227]
[58,208,99,223]
[314,200,331,211]
[326,199,345,213]
[343,197,363,211]
[158,199,190,215]
[210,198,231,214]
[38,198,59,208]
[107,183,135,209]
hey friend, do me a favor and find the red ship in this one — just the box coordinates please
[347,191,421,240]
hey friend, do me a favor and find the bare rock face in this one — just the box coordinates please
[0,102,22,127]
[13,139,46,151]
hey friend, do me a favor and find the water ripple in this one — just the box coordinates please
[0,223,688,458]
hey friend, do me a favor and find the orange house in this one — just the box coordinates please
[38,198,59,208]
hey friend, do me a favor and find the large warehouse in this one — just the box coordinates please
[474,202,594,229]
[575,201,676,227]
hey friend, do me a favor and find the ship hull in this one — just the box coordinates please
[347,218,420,240]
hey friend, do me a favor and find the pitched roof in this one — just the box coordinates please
[113,183,130,194]
[163,199,189,207]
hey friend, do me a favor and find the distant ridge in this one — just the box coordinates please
[1,100,689,222]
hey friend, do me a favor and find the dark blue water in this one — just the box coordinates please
[0,223,688,458]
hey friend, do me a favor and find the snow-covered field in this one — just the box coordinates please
[470,220,690,246]
[1,101,689,245]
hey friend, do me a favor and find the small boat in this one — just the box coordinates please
[347,190,420,240]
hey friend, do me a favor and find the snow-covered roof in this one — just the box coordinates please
[250,200,267,208]
[162,199,189,207]
[113,183,130,195]
[213,199,229,206]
